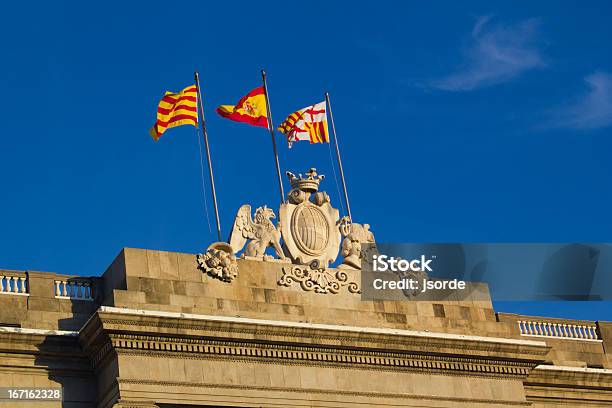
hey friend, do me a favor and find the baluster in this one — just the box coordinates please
[561,324,567,338]
[0,276,4,293]
[76,282,82,299]
[84,282,91,299]
[61,281,68,297]
[19,277,26,293]
[581,325,588,339]
[527,321,534,335]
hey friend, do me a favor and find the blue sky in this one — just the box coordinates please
[0,1,610,320]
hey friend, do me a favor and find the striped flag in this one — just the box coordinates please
[150,85,198,141]
[277,101,329,148]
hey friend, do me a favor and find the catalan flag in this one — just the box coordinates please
[150,85,198,141]
[277,101,329,148]
[216,87,268,128]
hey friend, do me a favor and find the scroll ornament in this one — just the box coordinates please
[278,264,360,294]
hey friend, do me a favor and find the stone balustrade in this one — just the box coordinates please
[54,278,94,301]
[0,273,29,295]
[518,320,600,341]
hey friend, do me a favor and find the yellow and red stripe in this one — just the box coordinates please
[216,86,268,128]
[150,85,198,141]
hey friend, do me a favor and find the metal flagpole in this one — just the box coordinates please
[194,72,222,241]
[325,92,352,221]
[261,69,286,203]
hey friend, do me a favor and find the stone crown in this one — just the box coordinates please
[286,168,325,193]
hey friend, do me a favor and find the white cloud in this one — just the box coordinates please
[551,72,612,130]
[430,16,545,91]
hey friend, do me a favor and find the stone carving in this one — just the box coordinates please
[197,242,239,282]
[228,204,285,260]
[279,168,341,267]
[397,267,429,299]
[278,265,360,294]
[338,216,376,270]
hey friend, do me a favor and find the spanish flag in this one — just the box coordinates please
[278,101,329,148]
[150,85,199,141]
[216,87,268,128]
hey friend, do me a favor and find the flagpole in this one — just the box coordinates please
[261,69,286,203]
[325,92,352,221]
[194,72,222,241]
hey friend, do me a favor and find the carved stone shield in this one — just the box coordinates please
[280,199,340,267]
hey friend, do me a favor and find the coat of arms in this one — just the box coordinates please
[199,167,374,293]
[279,168,341,267]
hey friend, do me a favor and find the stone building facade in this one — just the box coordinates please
[0,170,611,407]
[0,247,611,407]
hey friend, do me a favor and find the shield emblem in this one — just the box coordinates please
[280,198,340,267]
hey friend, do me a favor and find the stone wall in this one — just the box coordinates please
[0,269,100,331]
[0,248,611,407]
[108,248,504,336]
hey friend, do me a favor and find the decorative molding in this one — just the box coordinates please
[278,265,360,294]
[107,332,535,379]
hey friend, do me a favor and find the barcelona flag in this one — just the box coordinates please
[277,101,329,148]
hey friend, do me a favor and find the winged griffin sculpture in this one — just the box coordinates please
[228,204,285,260]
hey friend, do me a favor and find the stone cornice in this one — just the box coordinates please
[0,326,82,357]
[79,306,551,379]
[527,364,612,388]
[92,306,549,359]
